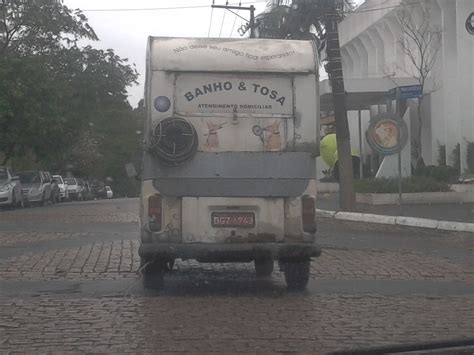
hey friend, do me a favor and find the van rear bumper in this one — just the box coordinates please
[138,242,321,263]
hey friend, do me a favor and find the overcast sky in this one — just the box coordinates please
[63,0,269,107]
[63,0,364,108]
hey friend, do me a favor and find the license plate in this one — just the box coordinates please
[211,212,255,228]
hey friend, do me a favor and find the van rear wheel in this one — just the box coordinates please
[141,258,166,289]
[254,259,274,277]
[283,259,310,291]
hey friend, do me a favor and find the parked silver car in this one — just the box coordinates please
[18,170,52,206]
[0,167,23,208]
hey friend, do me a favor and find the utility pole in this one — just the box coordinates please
[325,0,355,211]
[211,2,256,38]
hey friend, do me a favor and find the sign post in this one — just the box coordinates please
[366,112,408,215]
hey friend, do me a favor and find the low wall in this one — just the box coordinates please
[356,188,474,205]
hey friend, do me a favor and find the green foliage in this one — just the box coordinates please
[354,177,451,194]
[256,0,355,41]
[0,0,97,56]
[467,141,474,174]
[452,143,461,175]
[437,144,446,166]
[414,164,459,183]
[0,0,140,196]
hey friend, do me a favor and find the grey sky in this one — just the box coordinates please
[63,0,364,108]
[63,0,268,107]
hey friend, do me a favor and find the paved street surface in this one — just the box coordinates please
[0,199,473,353]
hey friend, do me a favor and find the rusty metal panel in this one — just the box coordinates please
[181,197,285,243]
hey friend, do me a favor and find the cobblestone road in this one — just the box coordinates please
[0,199,473,353]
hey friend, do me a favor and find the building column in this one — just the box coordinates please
[344,42,362,78]
[352,38,369,77]
[457,0,474,174]
[359,33,377,77]
[385,15,407,75]
[429,0,445,166]
[367,27,386,76]
[374,21,397,75]
[438,0,461,167]
[340,47,354,79]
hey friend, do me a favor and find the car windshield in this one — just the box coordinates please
[18,172,40,184]
[64,178,76,185]
[53,176,64,184]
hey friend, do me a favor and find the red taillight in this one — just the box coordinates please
[148,194,162,231]
[302,196,316,233]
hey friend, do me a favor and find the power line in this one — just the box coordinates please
[82,1,265,12]
[344,2,421,14]
[218,7,227,37]
[208,4,214,37]
[230,9,239,37]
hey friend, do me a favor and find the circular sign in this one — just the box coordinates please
[466,12,474,35]
[154,96,171,112]
[366,113,408,155]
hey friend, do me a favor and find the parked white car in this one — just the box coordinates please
[53,175,69,202]
[64,177,80,201]
[105,186,113,199]
[0,167,23,208]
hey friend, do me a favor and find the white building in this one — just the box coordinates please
[320,0,474,177]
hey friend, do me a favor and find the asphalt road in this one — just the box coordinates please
[0,198,473,353]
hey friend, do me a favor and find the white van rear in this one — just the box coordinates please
[139,37,321,289]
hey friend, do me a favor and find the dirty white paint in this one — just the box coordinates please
[181,197,285,243]
[149,37,317,73]
[141,37,319,244]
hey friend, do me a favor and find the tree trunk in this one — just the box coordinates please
[416,96,423,166]
[325,2,355,211]
[1,143,15,166]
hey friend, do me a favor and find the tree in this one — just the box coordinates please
[0,0,138,167]
[0,0,97,56]
[396,3,441,166]
[256,0,356,210]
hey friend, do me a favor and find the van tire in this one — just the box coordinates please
[254,259,274,277]
[142,259,166,289]
[283,259,310,291]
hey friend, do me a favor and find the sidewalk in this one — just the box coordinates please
[318,193,474,224]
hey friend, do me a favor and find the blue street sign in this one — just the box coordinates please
[398,85,422,99]
[387,85,423,100]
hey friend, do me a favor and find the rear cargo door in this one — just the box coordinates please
[174,73,294,152]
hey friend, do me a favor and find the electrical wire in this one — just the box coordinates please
[82,1,266,12]
[208,4,214,37]
[218,7,227,37]
[229,10,239,37]
[343,2,421,14]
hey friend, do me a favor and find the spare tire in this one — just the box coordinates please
[151,117,198,165]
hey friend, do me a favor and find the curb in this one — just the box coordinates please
[316,209,474,233]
